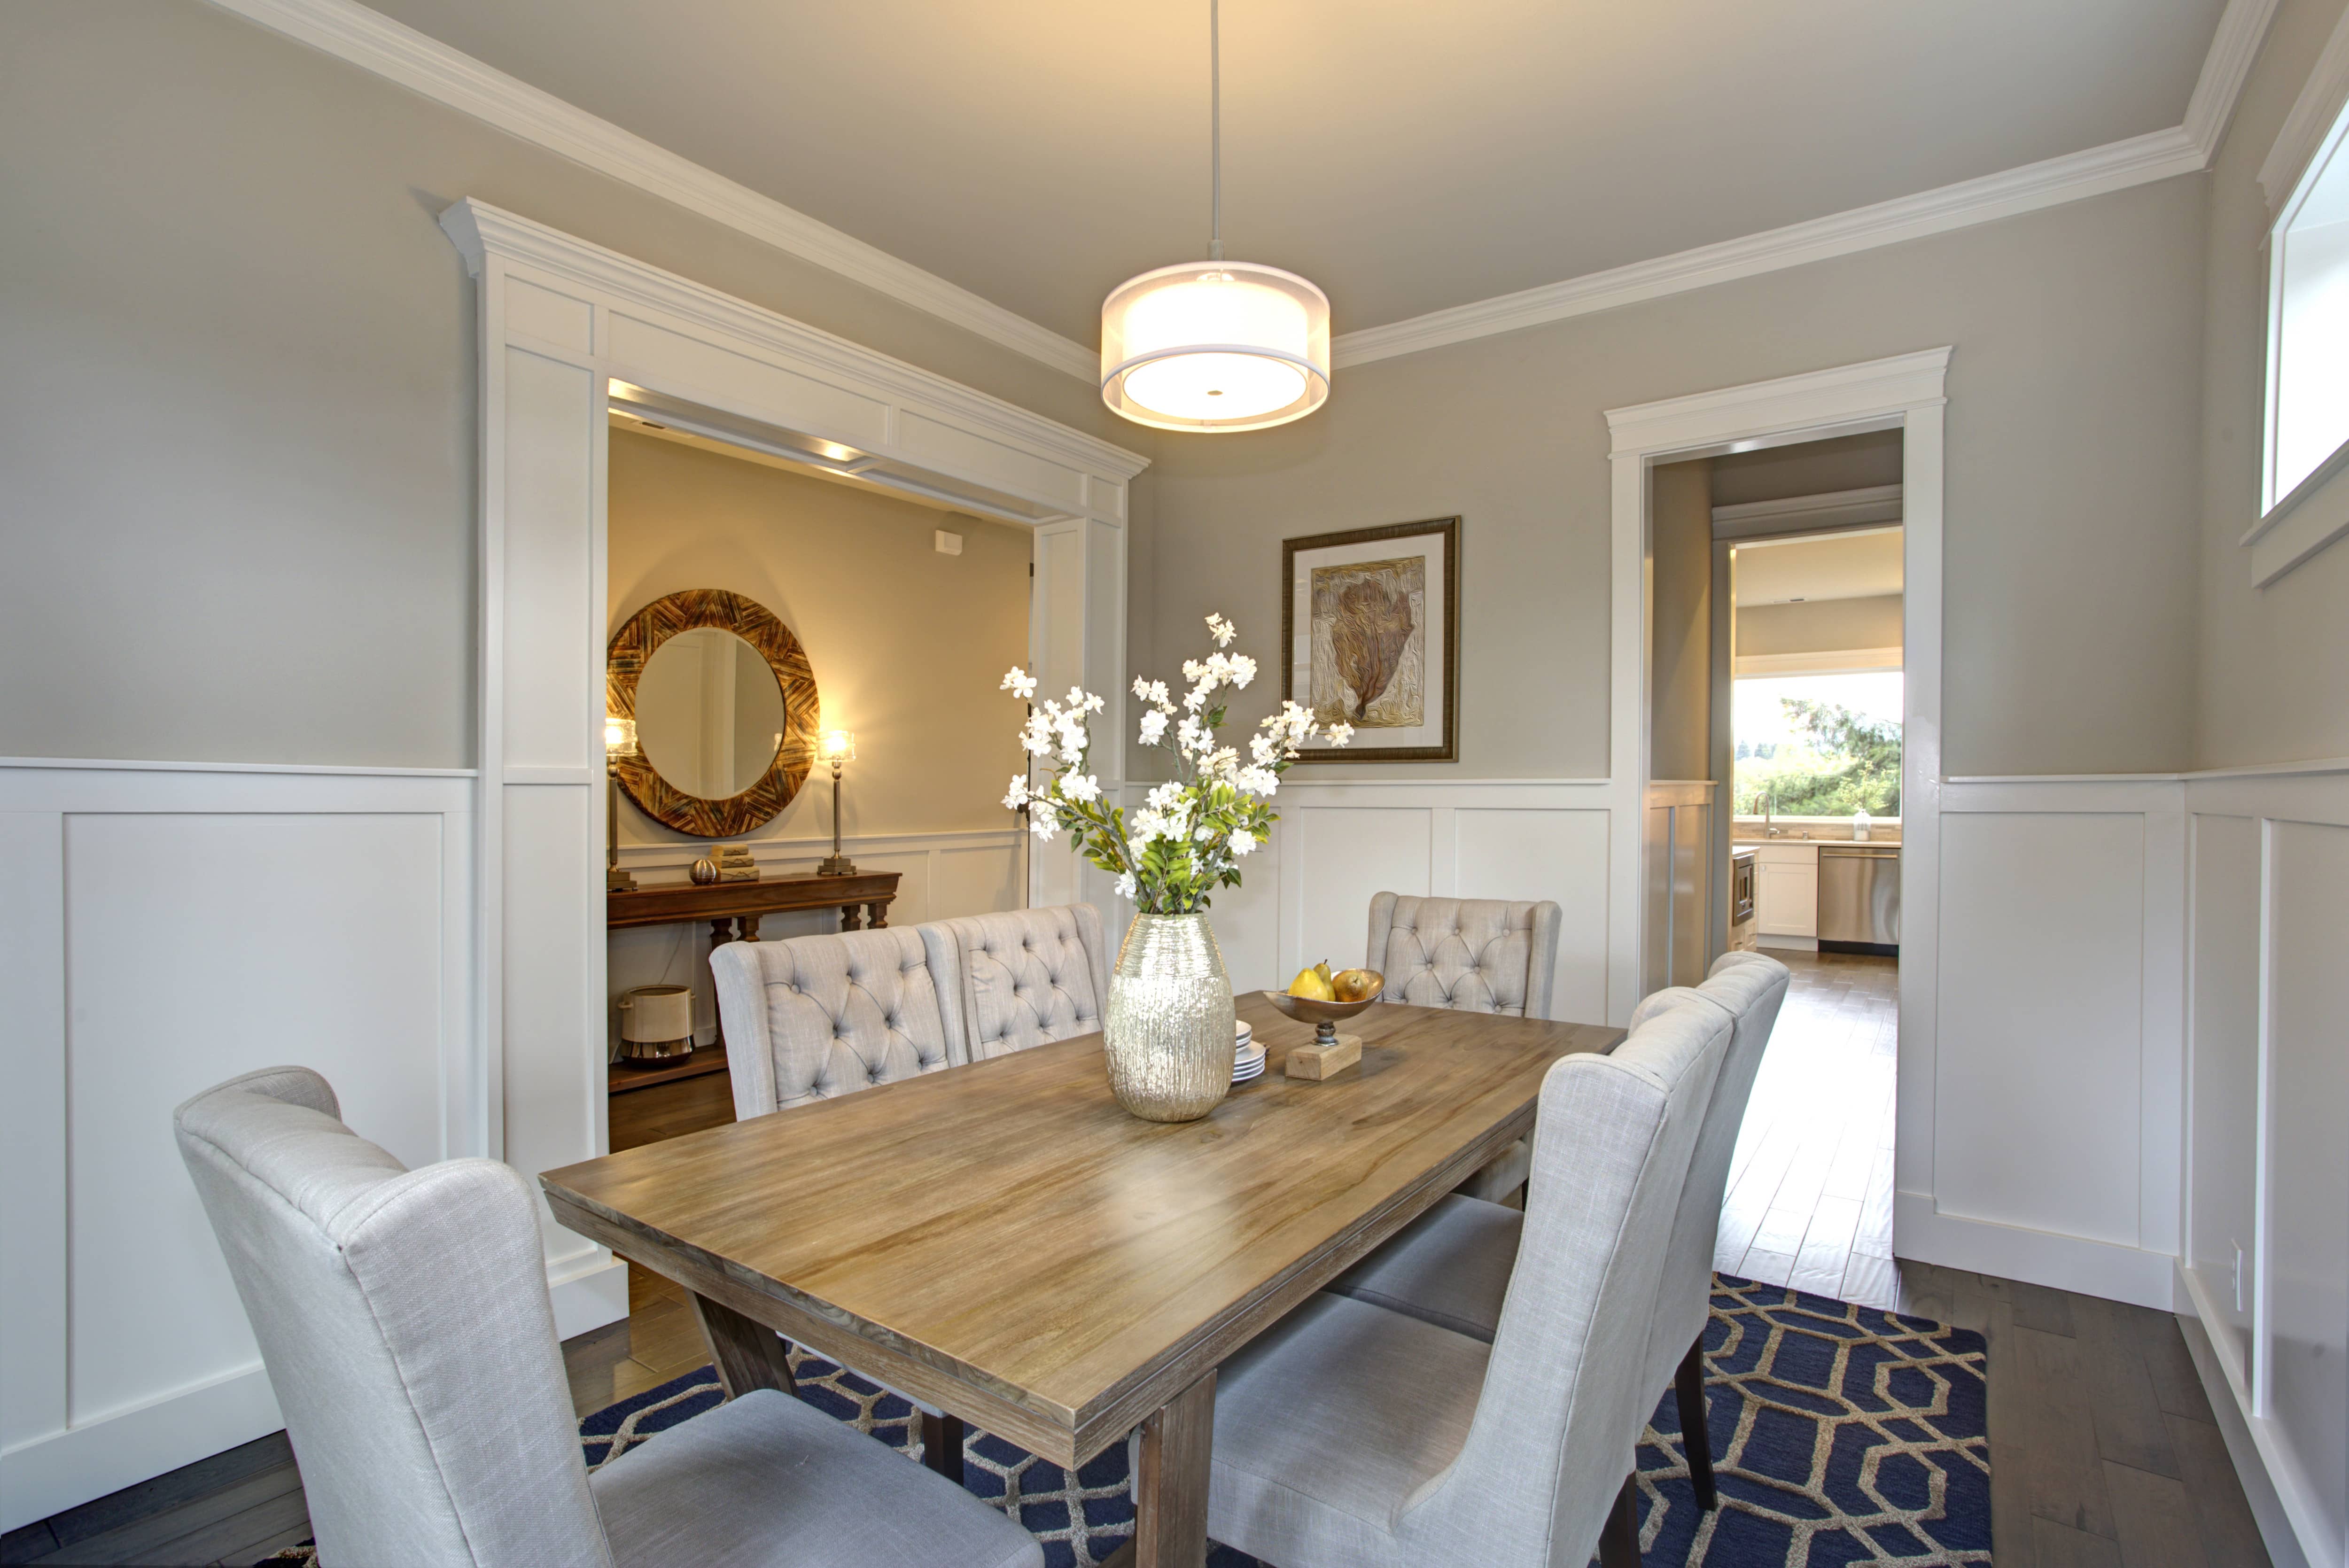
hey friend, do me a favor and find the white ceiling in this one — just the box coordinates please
[1734,529,1904,606]
[362,0,2228,342]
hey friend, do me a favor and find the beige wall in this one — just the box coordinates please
[2195,0,2349,768]
[1650,459,1713,780]
[1146,176,2207,778]
[608,430,1029,842]
[1738,594,1905,660]
[0,1,1133,769]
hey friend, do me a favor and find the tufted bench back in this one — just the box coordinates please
[1367,892,1563,1018]
[938,904,1111,1061]
[711,926,969,1118]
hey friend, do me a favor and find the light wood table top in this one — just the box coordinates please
[542,993,1620,1474]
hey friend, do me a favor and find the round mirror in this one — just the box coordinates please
[607,588,818,838]
[634,627,787,800]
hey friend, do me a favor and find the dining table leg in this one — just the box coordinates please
[1103,1369,1216,1568]
[685,1289,796,1398]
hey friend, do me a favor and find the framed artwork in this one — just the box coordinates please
[1280,517,1459,763]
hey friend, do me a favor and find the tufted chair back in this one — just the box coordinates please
[938,904,1111,1061]
[711,927,969,1118]
[1366,893,1563,1019]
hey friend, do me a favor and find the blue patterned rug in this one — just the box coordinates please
[264,1275,1988,1567]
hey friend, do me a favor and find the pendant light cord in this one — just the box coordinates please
[1209,0,1223,262]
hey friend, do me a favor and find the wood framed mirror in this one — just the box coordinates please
[607,588,819,837]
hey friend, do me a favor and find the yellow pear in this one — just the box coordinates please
[1287,965,1336,1001]
[1331,968,1382,1003]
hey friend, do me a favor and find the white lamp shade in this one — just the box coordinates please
[1101,261,1330,432]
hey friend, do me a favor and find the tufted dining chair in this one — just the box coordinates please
[1366,892,1564,1202]
[1325,951,1791,1514]
[1197,987,1734,1568]
[937,904,1112,1061]
[708,924,974,1478]
[710,926,968,1118]
[173,1066,1043,1568]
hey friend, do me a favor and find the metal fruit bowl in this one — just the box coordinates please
[1262,977,1382,1046]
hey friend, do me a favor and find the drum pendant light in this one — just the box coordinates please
[1100,0,1330,433]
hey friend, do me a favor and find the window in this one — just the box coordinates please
[2269,118,2349,510]
[1732,671,1902,819]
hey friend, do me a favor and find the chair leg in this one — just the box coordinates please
[1598,1472,1641,1568]
[920,1410,965,1484]
[1675,1335,1717,1511]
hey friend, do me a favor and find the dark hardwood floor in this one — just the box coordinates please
[1,1253,2272,1568]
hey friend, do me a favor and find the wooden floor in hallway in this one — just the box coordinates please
[1715,947,1901,1309]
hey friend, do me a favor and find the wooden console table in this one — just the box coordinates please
[606,870,902,945]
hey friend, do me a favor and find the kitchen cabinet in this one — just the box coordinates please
[1753,842,1819,938]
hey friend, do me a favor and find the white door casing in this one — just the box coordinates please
[440,198,1144,1335]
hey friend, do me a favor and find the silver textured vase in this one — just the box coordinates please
[1104,912,1237,1122]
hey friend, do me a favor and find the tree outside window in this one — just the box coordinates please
[1733,672,1901,817]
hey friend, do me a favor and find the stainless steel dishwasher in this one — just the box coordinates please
[1818,844,1901,952]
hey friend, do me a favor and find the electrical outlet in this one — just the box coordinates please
[2233,1241,2247,1313]
[934,528,964,556]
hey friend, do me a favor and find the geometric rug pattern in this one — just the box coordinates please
[265,1274,1989,1568]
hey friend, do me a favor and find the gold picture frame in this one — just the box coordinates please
[1280,517,1459,763]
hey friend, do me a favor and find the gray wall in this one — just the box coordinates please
[0,1,1133,768]
[1146,176,2208,778]
[1711,429,1903,507]
[2194,0,2349,768]
[1649,458,1713,781]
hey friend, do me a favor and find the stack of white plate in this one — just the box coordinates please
[1232,1019,1265,1085]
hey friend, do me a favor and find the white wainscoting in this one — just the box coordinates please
[0,760,476,1533]
[609,827,1023,1044]
[1185,779,1616,1021]
[2174,765,2349,1568]
[1898,778,2186,1309]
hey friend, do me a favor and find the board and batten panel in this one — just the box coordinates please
[2264,819,2349,1553]
[0,765,474,1535]
[1453,807,1610,1022]
[501,785,601,1268]
[1935,811,2145,1248]
[500,349,598,771]
[1290,807,1432,979]
[2187,812,2262,1376]
[63,813,451,1426]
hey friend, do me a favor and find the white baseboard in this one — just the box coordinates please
[1894,1192,2176,1309]
[2176,1263,2334,1568]
[0,1366,281,1536]
[549,1251,630,1340]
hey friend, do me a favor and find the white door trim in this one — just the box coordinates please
[441,199,1142,1334]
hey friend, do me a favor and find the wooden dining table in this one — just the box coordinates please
[540,991,1623,1567]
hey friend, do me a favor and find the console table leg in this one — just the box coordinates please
[868,900,888,930]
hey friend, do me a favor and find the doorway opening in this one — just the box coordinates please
[1645,425,1906,1309]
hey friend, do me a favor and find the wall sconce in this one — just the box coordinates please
[817,729,856,876]
[605,714,639,892]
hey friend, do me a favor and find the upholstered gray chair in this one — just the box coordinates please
[1366,892,1564,1203]
[708,925,973,1480]
[711,926,969,1118]
[937,904,1111,1060]
[1198,991,1735,1568]
[174,1066,1042,1568]
[1327,951,1791,1514]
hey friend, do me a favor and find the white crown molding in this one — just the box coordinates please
[1334,129,2205,368]
[2256,0,2349,210]
[440,199,1147,483]
[1337,0,2279,371]
[210,0,2276,383]
[202,0,1100,381]
[2186,0,2284,160]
